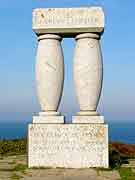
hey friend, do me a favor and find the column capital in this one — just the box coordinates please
[75,33,101,40]
[37,34,62,41]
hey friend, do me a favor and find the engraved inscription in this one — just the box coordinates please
[32,8,104,34]
[33,8,102,27]
[28,124,108,168]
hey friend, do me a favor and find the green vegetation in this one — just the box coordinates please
[13,164,27,173]
[119,167,135,180]
[109,145,121,169]
[11,173,22,180]
[0,139,26,156]
[109,143,135,169]
[32,166,52,169]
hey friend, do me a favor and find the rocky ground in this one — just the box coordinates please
[0,155,121,180]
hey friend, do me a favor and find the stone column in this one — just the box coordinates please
[73,33,104,123]
[33,34,65,123]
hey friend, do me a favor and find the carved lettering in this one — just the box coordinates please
[33,8,104,35]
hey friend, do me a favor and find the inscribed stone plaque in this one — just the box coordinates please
[28,124,108,168]
[33,7,104,36]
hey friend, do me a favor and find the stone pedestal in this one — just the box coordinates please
[28,123,108,168]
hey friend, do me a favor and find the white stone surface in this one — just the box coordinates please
[39,111,60,116]
[33,7,104,36]
[36,34,64,112]
[28,124,109,168]
[29,7,109,169]
[77,111,99,116]
[73,33,103,112]
[33,116,65,124]
[72,116,104,124]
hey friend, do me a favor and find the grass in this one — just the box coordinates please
[8,160,17,165]
[11,173,22,180]
[31,166,52,169]
[0,168,14,172]
[0,139,26,156]
[3,152,26,157]
[94,167,112,171]
[119,167,135,180]
[13,164,27,173]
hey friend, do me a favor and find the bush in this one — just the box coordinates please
[109,148,121,169]
[109,142,135,169]
[109,144,124,169]
[0,139,27,156]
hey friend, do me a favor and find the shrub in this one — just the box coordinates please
[0,139,27,156]
[109,147,121,169]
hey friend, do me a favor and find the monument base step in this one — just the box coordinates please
[28,123,109,168]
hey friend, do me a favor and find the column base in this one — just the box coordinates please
[39,111,60,116]
[72,115,104,124]
[77,111,99,116]
[28,123,109,168]
[32,113,65,124]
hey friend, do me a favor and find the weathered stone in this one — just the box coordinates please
[72,116,104,124]
[33,7,104,36]
[28,124,108,168]
[28,7,109,169]
[99,170,121,180]
[36,34,64,114]
[73,33,103,114]
[33,115,65,124]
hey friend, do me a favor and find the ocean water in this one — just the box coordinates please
[109,122,135,144]
[0,121,135,144]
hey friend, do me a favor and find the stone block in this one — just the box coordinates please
[28,123,109,168]
[72,116,104,124]
[33,7,104,36]
[32,115,65,124]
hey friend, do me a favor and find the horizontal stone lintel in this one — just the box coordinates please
[33,7,104,36]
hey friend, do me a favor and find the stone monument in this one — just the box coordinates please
[28,7,109,168]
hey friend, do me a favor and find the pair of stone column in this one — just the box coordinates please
[34,32,102,124]
[29,7,109,168]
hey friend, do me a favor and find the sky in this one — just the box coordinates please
[0,0,135,124]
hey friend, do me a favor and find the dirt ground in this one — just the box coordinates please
[0,155,120,180]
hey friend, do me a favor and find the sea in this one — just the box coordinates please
[0,121,135,144]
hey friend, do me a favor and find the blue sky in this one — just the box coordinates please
[0,0,135,123]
